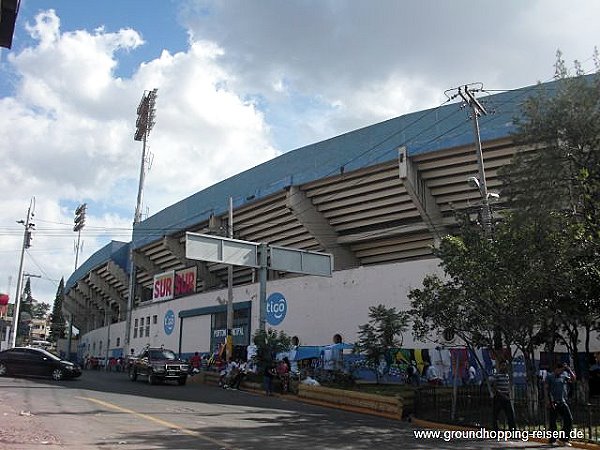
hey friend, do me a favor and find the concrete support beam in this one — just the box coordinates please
[132,250,162,276]
[63,297,86,333]
[88,272,125,310]
[107,260,129,290]
[398,147,446,244]
[286,185,359,270]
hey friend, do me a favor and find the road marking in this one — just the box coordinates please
[77,396,238,449]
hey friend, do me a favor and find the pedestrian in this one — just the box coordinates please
[425,362,442,386]
[467,364,477,385]
[546,362,576,447]
[264,362,276,396]
[407,361,420,386]
[490,361,516,430]
[277,359,290,393]
[190,352,201,374]
[231,359,247,390]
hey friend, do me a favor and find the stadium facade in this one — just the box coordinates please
[65,78,595,361]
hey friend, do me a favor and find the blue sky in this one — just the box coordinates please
[1,0,599,304]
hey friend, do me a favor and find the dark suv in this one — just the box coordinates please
[129,347,188,385]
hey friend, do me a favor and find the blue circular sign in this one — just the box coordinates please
[164,310,175,335]
[266,292,287,326]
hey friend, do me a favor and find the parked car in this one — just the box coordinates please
[0,347,82,381]
[129,347,188,385]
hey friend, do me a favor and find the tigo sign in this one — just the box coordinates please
[266,292,287,326]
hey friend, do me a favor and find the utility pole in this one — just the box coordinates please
[10,198,36,348]
[126,88,158,348]
[457,85,492,234]
[457,84,503,352]
[226,197,234,361]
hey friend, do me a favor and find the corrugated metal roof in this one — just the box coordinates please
[65,241,130,291]
[132,82,541,249]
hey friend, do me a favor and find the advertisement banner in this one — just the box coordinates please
[153,267,197,303]
[153,270,175,302]
[174,266,197,298]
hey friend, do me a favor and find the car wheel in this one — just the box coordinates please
[148,373,156,385]
[129,369,138,382]
[0,362,8,376]
[52,368,64,381]
[177,376,187,386]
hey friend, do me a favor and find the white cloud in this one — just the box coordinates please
[0,9,279,303]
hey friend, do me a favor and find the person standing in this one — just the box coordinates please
[546,362,576,447]
[490,361,516,430]
[264,362,276,396]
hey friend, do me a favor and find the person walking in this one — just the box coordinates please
[490,361,516,430]
[546,362,576,447]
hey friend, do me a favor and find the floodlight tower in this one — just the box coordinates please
[126,88,158,347]
[73,203,87,270]
[133,88,158,224]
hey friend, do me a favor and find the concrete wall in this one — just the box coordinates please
[80,257,600,357]
[82,258,443,354]
[79,321,126,358]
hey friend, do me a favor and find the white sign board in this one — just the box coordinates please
[186,232,259,267]
[269,246,333,277]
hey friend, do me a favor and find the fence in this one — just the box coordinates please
[414,385,600,443]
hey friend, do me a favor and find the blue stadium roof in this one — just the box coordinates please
[65,240,130,291]
[132,81,545,249]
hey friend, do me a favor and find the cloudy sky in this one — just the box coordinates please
[1,0,599,306]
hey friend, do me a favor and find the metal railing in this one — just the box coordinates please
[414,385,600,443]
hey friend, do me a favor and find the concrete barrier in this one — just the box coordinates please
[297,384,403,420]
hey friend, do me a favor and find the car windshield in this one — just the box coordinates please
[149,349,177,360]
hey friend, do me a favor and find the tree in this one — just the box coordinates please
[31,301,51,320]
[49,278,66,342]
[16,277,34,343]
[501,50,600,378]
[354,304,409,383]
[252,328,292,373]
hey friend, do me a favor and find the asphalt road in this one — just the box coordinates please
[0,370,549,450]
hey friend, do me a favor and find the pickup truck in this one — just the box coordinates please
[129,347,189,385]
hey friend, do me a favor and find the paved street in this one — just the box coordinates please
[0,371,548,450]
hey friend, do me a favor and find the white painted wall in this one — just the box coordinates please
[81,257,600,356]
[83,258,443,354]
[80,321,126,358]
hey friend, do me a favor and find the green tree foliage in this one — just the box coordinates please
[354,304,409,383]
[31,301,51,320]
[502,50,600,369]
[410,51,600,407]
[49,278,66,342]
[252,328,291,372]
[16,278,34,341]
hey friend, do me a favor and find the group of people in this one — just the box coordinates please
[83,355,125,371]
[263,357,292,395]
[218,358,249,390]
[491,360,576,447]
[405,361,444,386]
